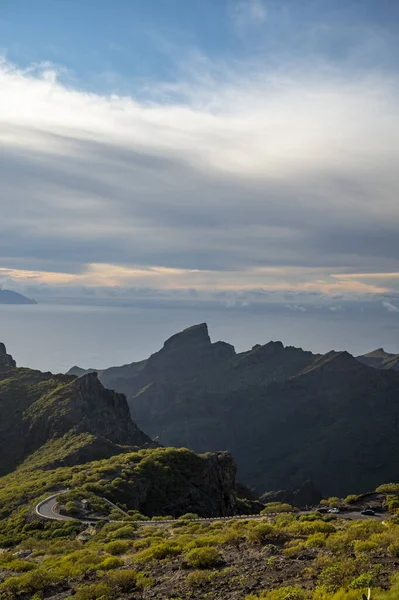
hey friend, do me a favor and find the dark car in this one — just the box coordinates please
[360,509,375,516]
[316,507,328,514]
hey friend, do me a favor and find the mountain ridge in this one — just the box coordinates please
[68,324,399,496]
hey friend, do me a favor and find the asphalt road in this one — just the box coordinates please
[35,492,387,525]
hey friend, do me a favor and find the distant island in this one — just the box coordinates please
[0,289,37,305]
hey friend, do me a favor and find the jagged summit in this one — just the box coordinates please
[163,323,211,350]
[0,343,16,368]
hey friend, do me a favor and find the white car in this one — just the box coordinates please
[328,508,340,514]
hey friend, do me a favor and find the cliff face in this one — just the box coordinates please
[0,357,153,476]
[0,343,16,368]
[120,449,238,517]
[24,371,151,450]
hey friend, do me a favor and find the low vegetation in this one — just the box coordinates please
[1,503,399,599]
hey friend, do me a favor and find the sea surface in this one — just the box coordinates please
[0,303,398,374]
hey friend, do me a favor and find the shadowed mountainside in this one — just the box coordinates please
[69,324,399,496]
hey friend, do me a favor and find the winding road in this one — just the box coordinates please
[35,492,386,526]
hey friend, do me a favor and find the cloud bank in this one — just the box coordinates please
[1,54,399,314]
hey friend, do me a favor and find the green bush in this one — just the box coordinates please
[184,546,221,569]
[74,582,113,600]
[245,585,307,599]
[261,503,294,514]
[104,540,132,555]
[135,541,182,562]
[344,495,359,505]
[376,483,399,494]
[106,569,137,592]
[179,512,200,520]
[97,556,124,570]
[247,522,279,544]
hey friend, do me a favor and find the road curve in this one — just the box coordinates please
[35,491,98,524]
[36,491,73,521]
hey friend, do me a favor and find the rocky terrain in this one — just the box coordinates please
[69,324,399,496]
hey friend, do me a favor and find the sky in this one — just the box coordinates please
[1,0,399,321]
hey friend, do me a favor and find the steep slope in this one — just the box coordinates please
[0,345,153,476]
[357,348,399,372]
[139,349,399,495]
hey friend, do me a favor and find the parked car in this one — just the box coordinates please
[328,508,340,514]
[360,509,375,516]
[317,507,328,514]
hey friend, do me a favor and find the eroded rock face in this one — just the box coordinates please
[0,343,16,368]
[123,450,238,517]
[23,372,154,455]
[0,363,154,476]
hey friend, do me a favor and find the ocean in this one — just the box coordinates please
[0,303,398,374]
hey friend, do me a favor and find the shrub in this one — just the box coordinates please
[349,572,373,589]
[386,496,399,513]
[106,569,137,592]
[74,582,113,600]
[353,539,379,554]
[135,541,182,562]
[317,559,357,592]
[344,495,359,505]
[184,546,221,569]
[179,513,200,520]
[245,585,307,599]
[327,497,340,508]
[186,569,211,587]
[261,503,294,514]
[6,559,37,572]
[247,523,279,544]
[107,525,136,540]
[376,483,399,494]
[97,556,124,570]
[104,540,132,555]
[135,572,155,589]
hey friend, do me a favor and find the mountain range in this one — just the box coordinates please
[0,342,239,518]
[69,323,399,496]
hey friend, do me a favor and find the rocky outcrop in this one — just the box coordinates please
[105,449,239,518]
[0,343,16,368]
[23,372,154,455]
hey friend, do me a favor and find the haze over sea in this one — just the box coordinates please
[1,304,397,374]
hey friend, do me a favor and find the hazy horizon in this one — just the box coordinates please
[1,303,398,374]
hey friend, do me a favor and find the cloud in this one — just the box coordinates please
[229,0,268,36]
[1,56,399,309]
[383,301,399,313]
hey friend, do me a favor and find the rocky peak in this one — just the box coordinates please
[0,343,16,368]
[144,323,234,380]
[162,323,211,351]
